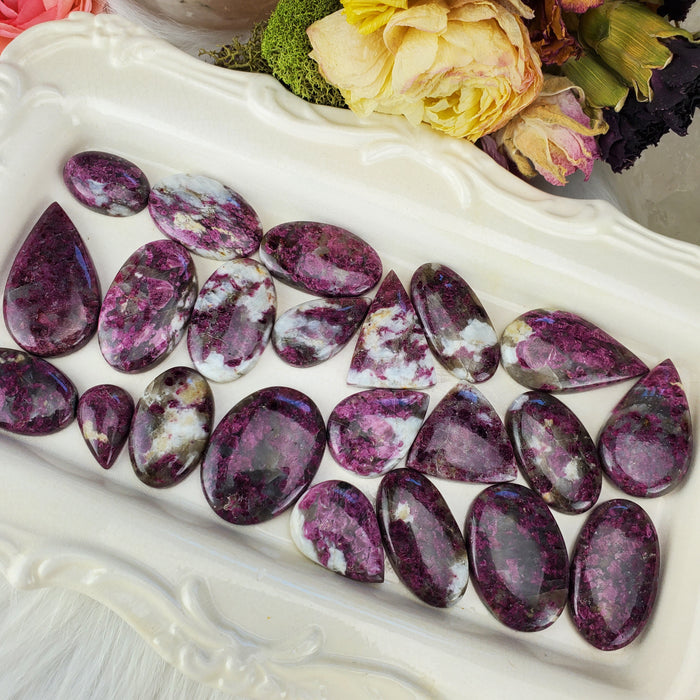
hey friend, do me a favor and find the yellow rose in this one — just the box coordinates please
[307,0,543,141]
[342,0,409,35]
[492,76,608,184]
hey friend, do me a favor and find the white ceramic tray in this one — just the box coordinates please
[0,13,698,699]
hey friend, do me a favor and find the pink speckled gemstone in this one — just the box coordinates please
[377,468,469,607]
[406,383,517,483]
[290,480,384,583]
[348,271,436,389]
[63,151,150,216]
[506,391,602,513]
[0,348,77,435]
[598,359,693,497]
[570,499,660,650]
[272,297,369,368]
[500,309,647,392]
[327,389,429,477]
[98,240,197,373]
[77,384,134,469]
[201,386,325,525]
[466,483,569,631]
[3,202,101,357]
[187,259,276,383]
[410,263,499,383]
[260,221,382,296]
[149,174,262,260]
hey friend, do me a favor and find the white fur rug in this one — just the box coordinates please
[0,575,232,699]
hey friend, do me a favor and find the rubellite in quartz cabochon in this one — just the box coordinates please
[77,384,134,469]
[187,259,276,383]
[506,391,602,514]
[377,468,469,608]
[63,151,150,216]
[3,202,101,357]
[598,359,693,497]
[410,263,499,383]
[570,499,660,650]
[129,366,214,488]
[326,389,429,477]
[148,173,262,260]
[0,348,77,435]
[290,480,384,583]
[272,297,369,368]
[406,383,517,483]
[260,221,382,297]
[465,483,569,632]
[500,309,648,392]
[98,240,197,373]
[201,386,326,525]
[348,271,436,389]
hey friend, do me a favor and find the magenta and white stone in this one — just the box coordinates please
[272,297,369,368]
[598,359,693,497]
[260,221,382,296]
[201,386,326,525]
[500,309,648,392]
[0,348,77,435]
[327,389,429,477]
[187,259,276,383]
[98,240,197,373]
[63,151,150,216]
[148,173,262,260]
[377,468,469,607]
[129,366,214,488]
[78,384,134,469]
[348,271,436,389]
[410,263,499,383]
[506,391,602,514]
[290,480,384,583]
[3,202,101,357]
[406,383,517,483]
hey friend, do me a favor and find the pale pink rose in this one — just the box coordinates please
[493,75,608,185]
[308,0,543,142]
[0,0,101,53]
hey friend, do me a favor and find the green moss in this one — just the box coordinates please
[201,22,272,75]
[260,0,347,108]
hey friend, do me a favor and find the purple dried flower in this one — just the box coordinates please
[599,37,700,172]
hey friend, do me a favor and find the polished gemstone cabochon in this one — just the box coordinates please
[327,388,429,477]
[3,202,101,357]
[260,221,382,297]
[98,239,197,373]
[149,173,263,260]
[598,359,693,497]
[187,258,276,383]
[201,386,326,525]
[506,391,602,514]
[500,309,648,392]
[407,382,517,483]
[272,296,369,368]
[77,384,134,469]
[410,262,499,383]
[0,348,77,435]
[290,480,384,583]
[63,151,150,216]
[570,499,660,650]
[466,483,569,632]
[129,366,214,488]
[377,468,469,608]
[348,270,436,389]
